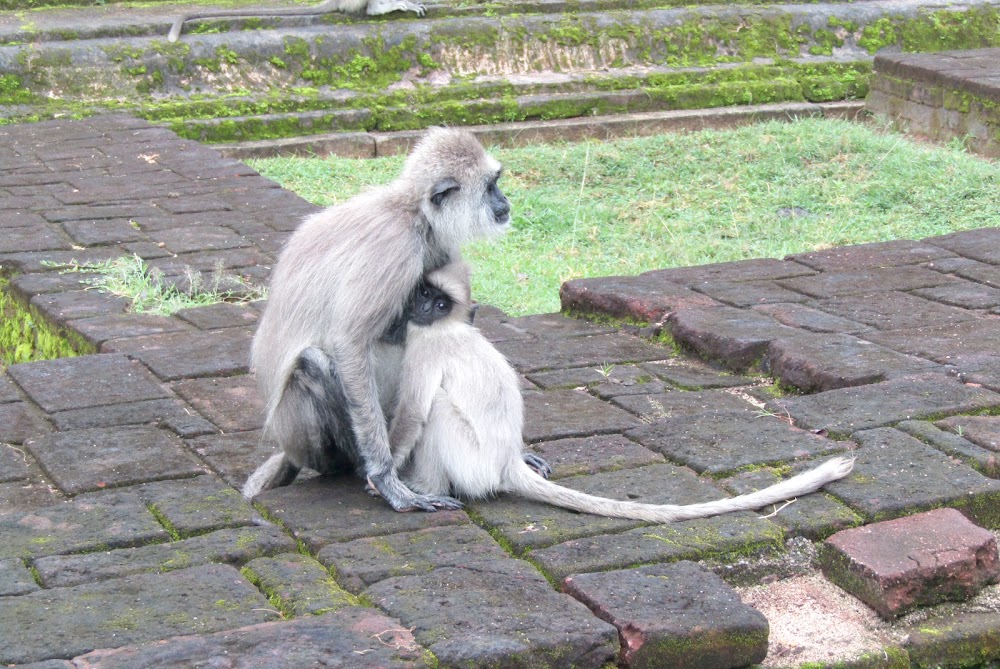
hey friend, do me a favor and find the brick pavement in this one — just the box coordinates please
[2,116,1000,667]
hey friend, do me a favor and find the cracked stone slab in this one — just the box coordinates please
[667,305,794,370]
[103,328,254,380]
[813,291,980,331]
[172,374,265,432]
[0,556,40,596]
[913,280,1000,310]
[33,525,295,588]
[255,475,470,550]
[770,373,1000,436]
[26,426,206,495]
[766,332,941,392]
[868,318,1000,363]
[526,434,664,480]
[693,278,810,307]
[367,561,619,669]
[70,608,433,668]
[898,420,1000,478]
[753,302,873,335]
[495,333,674,374]
[640,359,756,390]
[821,508,1000,619]
[627,410,846,475]
[824,428,1000,527]
[523,388,642,442]
[70,313,190,349]
[777,265,955,299]
[560,273,719,322]
[7,353,170,413]
[610,388,756,421]
[134,475,255,536]
[786,239,957,272]
[0,402,53,444]
[564,561,768,669]
[531,511,783,583]
[317,524,513,594]
[243,553,355,616]
[0,564,272,665]
[0,491,168,559]
[49,398,217,438]
[721,468,862,540]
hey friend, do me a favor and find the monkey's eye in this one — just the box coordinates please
[418,287,431,299]
[435,299,449,311]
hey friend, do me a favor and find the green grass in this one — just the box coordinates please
[249,118,1000,316]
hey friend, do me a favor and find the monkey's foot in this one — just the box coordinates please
[367,473,463,512]
[523,453,552,479]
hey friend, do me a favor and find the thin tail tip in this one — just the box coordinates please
[827,455,856,479]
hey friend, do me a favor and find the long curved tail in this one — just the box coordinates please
[508,456,854,523]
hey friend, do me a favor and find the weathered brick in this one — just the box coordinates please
[495,333,674,374]
[786,239,956,272]
[560,273,717,322]
[821,508,1000,618]
[667,305,792,370]
[523,388,642,442]
[171,374,264,432]
[565,561,768,669]
[243,553,355,615]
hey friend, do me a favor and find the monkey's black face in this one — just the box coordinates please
[409,283,454,327]
[487,176,510,226]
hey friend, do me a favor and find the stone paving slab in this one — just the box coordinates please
[4,115,1000,667]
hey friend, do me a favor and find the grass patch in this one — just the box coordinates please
[1,280,81,369]
[46,254,266,316]
[249,118,1000,316]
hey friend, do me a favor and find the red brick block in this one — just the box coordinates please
[820,508,1000,619]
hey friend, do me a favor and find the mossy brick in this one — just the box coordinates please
[560,273,718,322]
[7,353,170,413]
[472,463,723,552]
[627,409,846,475]
[666,305,793,370]
[898,420,1000,478]
[33,525,295,588]
[771,373,1000,435]
[767,332,941,393]
[640,359,756,390]
[0,402,53,445]
[531,511,783,583]
[926,227,1000,265]
[778,265,956,299]
[26,425,205,495]
[0,557,39,596]
[523,388,642,442]
[495,333,674,375]
[69,313,191,349]
[367,561,619,669]
[610,388,755,421]
[0,490,167,559]
[821,508,1000,619]
[174,302,260,330]
[564,561,768,669]
[913,280,1000,310]
[188,430,277,489]
[786,239,958,272]
[903,611,1000,668]
[814,291,980,332]
[0,564,272,665]
[0,226,72,254]
[526,363,653,390]
[172,374,264,432]
[134,475,254,536]
[721,468,862,540]
[254,475,470,550]
[72,608,432,668]
[317,525,513,594]
[527,434,664,480]
[29,290,131,324]
[243,552,355,616]
[61,218,148,246]
[825,428,1000,528]
[102,328,254,381]
[49,398,217,438]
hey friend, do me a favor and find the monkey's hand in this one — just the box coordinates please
[367,472,463,512]
[523,453,552,479]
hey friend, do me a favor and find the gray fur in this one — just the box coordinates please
[390,262,856,522]
[168,0,425,42]
[244,128,510,511]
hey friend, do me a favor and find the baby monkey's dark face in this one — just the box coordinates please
[408,282,454,327]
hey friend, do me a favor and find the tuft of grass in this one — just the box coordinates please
[46,254,266,316]
[249,118,1000,316]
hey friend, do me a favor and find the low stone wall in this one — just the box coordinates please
[867,48,1000,158]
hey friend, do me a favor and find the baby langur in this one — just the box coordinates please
[245,128,511,512]
[389,262,855,523]
[168,0,424,42]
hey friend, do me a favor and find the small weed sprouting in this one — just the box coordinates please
[44,254,266,316]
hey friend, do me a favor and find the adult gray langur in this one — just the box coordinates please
[244,127,511,511]
[389,261,856,522]
[167,0,425,42]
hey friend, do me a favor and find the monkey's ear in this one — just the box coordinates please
[430,178,460,206]
[467,303,480,325]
